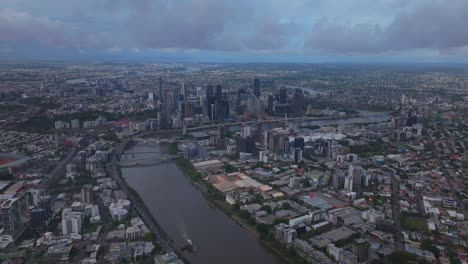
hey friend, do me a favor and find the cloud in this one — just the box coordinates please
[2,0,468,61]
[305,0,468,53]
[243,17,299,51]
[0,8,66,47]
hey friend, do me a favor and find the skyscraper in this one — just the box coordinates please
[294,137,305,151]
[279,87,287,104]
[62,208,83,235]
[254,78,260,98]
[81,185,94,204]
[0,195,28,240]
[206,84,216,121]
[293,88,304,117]
[352,238,369,262]
[268,94,274,115]
[158,76,163,102]
[216,85,223,122]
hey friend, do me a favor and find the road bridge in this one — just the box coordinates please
[118,154,179,167]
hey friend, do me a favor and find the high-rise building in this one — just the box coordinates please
[0,195,29,240]
[349,165,363,194]
[292,88,304,117]
[279,87,287,104]
[30,208,46,232]
[254,78,260,98]
[206,84,216,121]
[332,174,344,189]
[81,185,94,204]
[38,195,52,219]
[294,137,305,151]
[159,76,163,101]
[293,148,303,163]
[352,238,369,262]
[184,102,194,118]
[267,94,274,115]
[181,83,187,102]
[344,176,354,192]
[28,189,45,207]
[62,208,83,235]
[273,223,297,245]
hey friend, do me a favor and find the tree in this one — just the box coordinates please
[256,223,270,235]
[261,205,272,213]
[223,164,238,173]
[420,239,440,257]
[281,202,291,210]
[142,233,155,242]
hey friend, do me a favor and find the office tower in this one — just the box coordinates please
[206,84,214,98]
[268,94,274,115]
[30,208,46,232]
[38,195,52,219]
[215,85,225,122]
[0,195,28,240]
[81,185,94,204]
[216,84,222,102]
[184,102,194,118]
[219,99,229,121]
[206,84,216,121]
[254,78,260,98]
[279,87,287,104]
[148,92,154,102]
[293,88,304,117]
[332,174,344,189]
[181,83,187,101]
[349,165,363,194]
[236,88,245,115]
[352,238,369,262]
[159,76,163,101]
[344,176,354,191]
[294,137,305,151]
[28,189,45,206]
[62,208,83,235]
[293,148,303,163]
[196,87,203,97]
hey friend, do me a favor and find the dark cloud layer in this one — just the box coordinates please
[2,0,468,58]
[305,0,468,53]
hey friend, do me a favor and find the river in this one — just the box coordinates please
[120,111,391,264]
[121,143,284,264]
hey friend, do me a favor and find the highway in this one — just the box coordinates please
[137,114,361,138]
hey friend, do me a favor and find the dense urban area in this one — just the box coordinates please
[0,62,467,264]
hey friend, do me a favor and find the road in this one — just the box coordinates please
[45,147,78,187]
[137,113,362,138]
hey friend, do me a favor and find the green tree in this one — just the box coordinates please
[142,233,155,242]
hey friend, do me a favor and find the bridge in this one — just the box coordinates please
[135,114,361,139]
[131,138,200,144]
[118,154,179,167]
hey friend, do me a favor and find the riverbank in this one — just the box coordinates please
[174,157,307,264]
[111,141,190,264]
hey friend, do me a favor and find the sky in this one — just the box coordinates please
[1,0,468,63]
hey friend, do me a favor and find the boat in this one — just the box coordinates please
[184,239,196,253]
